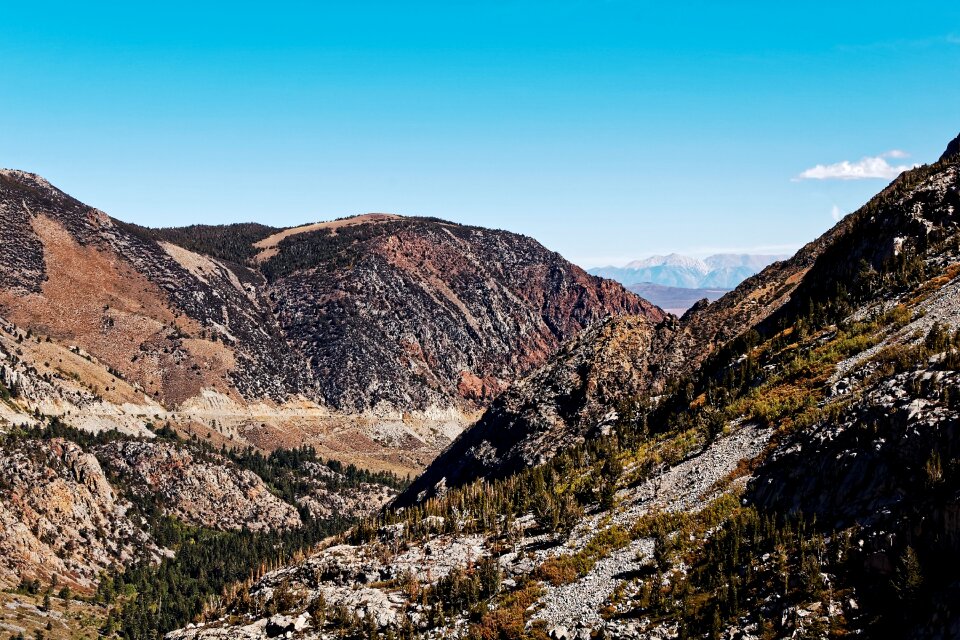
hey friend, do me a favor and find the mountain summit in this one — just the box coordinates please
[624,253,709,272]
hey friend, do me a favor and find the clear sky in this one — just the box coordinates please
[2,2,959,267]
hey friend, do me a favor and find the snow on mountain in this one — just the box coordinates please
[624,253,709,272]
[590,253,788,289]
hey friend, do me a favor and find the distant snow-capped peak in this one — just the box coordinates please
[624,253,709,272]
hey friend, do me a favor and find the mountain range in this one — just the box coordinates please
[589,252,789,289]
[175,131,960,639]
[0,172,656,475]
[2,132,960,640]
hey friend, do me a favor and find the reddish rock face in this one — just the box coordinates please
[0,168,656,418]
[264,217,663,413]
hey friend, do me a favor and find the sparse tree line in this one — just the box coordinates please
[0,416,414,639]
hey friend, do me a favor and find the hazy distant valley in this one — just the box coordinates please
[589,253,787,314]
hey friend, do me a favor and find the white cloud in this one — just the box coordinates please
[795,151,918,181]
[831,204,842,222]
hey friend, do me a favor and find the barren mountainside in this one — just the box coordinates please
[0,170,655,472]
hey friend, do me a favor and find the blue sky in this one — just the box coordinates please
[2,2,959,267]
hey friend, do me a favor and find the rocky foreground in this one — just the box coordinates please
[167,423,773,640]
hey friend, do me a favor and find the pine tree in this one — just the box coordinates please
[893,545,923,601]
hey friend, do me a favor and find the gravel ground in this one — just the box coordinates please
[534,538,654,632]
[831,269,960,384]
[532,423,771,635]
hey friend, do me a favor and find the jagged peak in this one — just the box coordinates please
[940,132,960,161]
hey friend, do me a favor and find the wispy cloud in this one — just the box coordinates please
[795,150,918,181]
[831,204,843,222]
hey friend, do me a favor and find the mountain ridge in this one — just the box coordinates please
[589,252,788,289]
[0,168,656,474]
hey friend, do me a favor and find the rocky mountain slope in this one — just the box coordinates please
[253,215,657,414]
[0,167,651,633]
[0,437,160,592]
[170,132,960,639]
[0,417,407,624]
[95,440,303,532]
[402,135,960,502]
[0,170,654,473]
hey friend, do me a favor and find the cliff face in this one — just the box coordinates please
[0,438,159,592]
[0,170,653,472]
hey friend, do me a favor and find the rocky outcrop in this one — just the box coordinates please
[752,365,960,541]
[0,438,159,592]
[95,440,302,532]
[399,314,679,502]
[292,461,397,521]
